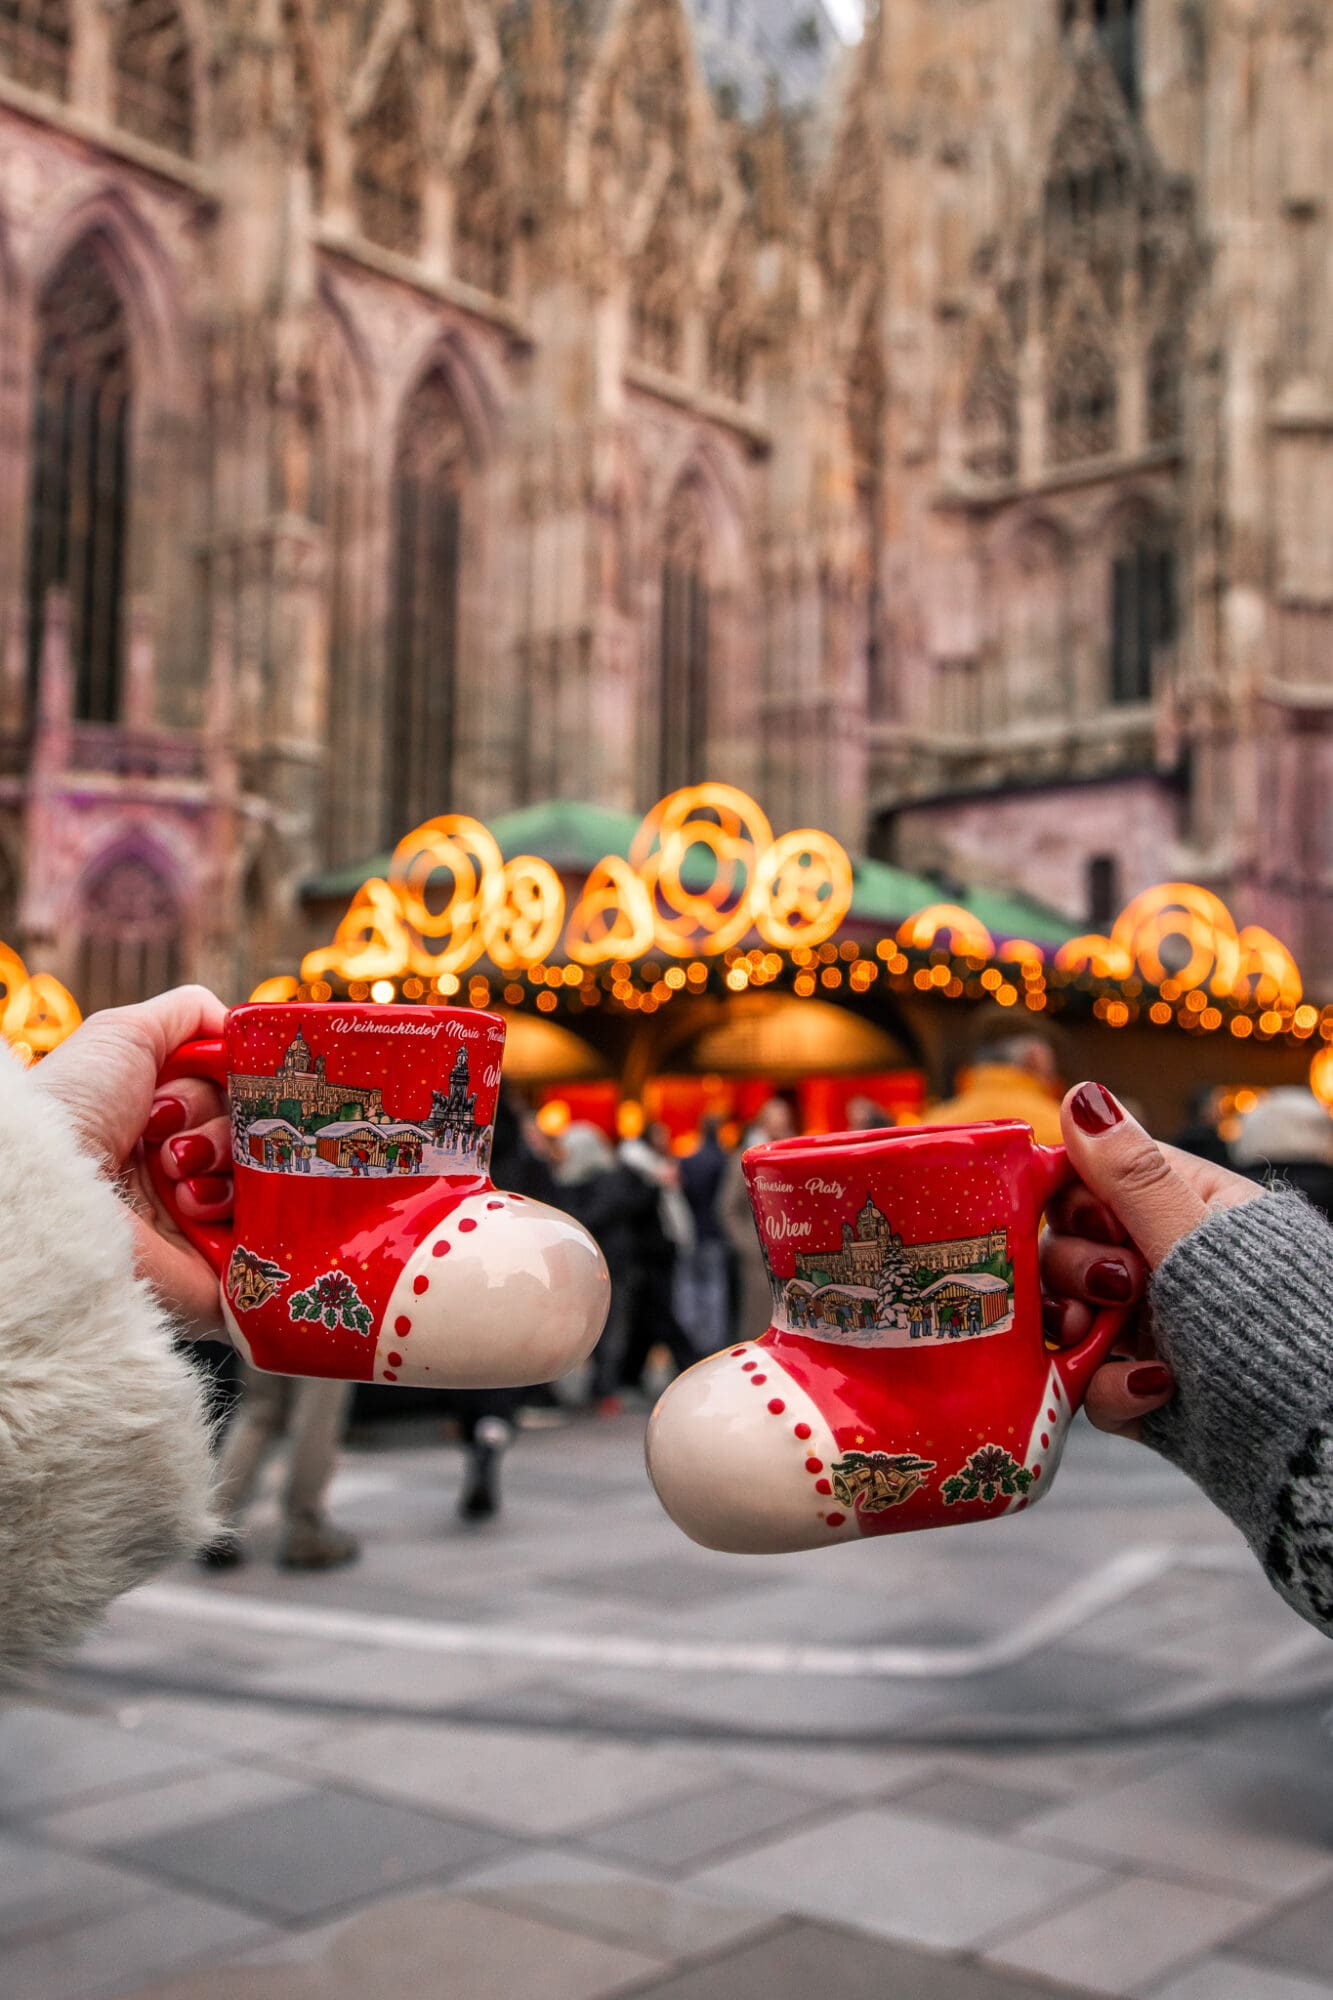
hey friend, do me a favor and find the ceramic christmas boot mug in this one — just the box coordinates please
[145,1003,609,1387]
[646,1120,1125,1554]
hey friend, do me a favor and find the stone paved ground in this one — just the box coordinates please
[4,1410,1333,2000]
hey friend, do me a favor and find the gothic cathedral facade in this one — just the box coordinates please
[0,0,1328,1005]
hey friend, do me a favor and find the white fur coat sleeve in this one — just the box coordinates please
[0,1048,215,1672]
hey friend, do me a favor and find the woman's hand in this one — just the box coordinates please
[34,986,233,1335]
[1041,1081,1264,1439]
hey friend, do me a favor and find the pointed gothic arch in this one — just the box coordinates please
[657,475,712,791]
[26,235,133,725]
[113,0,195,156]
[630,175,690,375]
[353,47,425,257]
[1048,309,1118,463]
[386,363,472,837]
[74,846,184,1011]
[963,329,1019,480]
[0,0,70,97]
[453,94,513,297]
[1000,517,1073,723]
[1146,325,1182,444]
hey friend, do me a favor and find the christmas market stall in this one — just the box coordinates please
[277,784,1330,1139]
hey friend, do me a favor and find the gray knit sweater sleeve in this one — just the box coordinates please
[1142,1191,1333,1637]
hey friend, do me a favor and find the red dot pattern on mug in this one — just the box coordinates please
[726,1345,857,1537]
[376,1188,535,1385]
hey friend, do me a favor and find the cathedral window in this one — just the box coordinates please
[1060,0,1140,113]
[26,240,132,725]
[354,51,424,258]
[387,367,467,838]
[1146,328,1182,444]
[76,854,183,1012]
[0,0,70,98]
[963,336,1018,481]
[1110,538,1176,704]
[113,0,194,156]
[658,485,710,791]
[630,179,688,375]
[1048,327,1118,463]
[453,100,512,297]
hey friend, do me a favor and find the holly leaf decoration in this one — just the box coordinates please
[941,1443,1034,1506]
[289,1271,375,1338]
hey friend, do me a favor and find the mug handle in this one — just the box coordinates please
[1032,1142,1129,1406]
[142,1037,234,1280]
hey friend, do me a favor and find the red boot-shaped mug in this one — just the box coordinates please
[146,1003,609,1387]
[646,1121,1124,1553]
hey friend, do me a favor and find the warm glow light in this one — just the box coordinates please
[1310,1047,1333,1111]
[535,1099,572,1135]
[1054,934,1135,980]
[301,877,414,984]
[998,939,1045,967]
[249,976,301,1003]
[616,1099,646,1139]
[897,904,995,957]
[565,854,656,964]
[630,784,775,956]
[2,970,82,1057]
[371,979,396,1003]
[485,855,566,970]
[751,828,854,950]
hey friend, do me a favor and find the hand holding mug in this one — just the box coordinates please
[1040,1082,1265,1438]
[34,986,233,1335]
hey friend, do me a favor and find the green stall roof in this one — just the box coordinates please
[304,799,1076,949]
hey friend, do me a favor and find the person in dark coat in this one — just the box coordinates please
[676,1114,731,1355]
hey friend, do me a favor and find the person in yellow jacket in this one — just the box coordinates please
[921,1031,1065,1146]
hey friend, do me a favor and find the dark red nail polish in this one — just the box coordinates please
[1070,1083,1124,1135]
[1087,1258,1134,1303]
[184,1174,230,1207]
[1041,1298,1070,1342]
[169,1133,214,1175]
[1072,1202,1118,1245]
[1127,1362,1173,1398]
[145,1096,188,1141]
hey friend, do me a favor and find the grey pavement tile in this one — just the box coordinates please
[284,1718,722,1836]
[0,1832,158,1942]
[450,1846,778,1958]
[444,1675,687,1736]
[544,1552,773,1607]
[117,1888,667,2000]
[89,1693,347,1758]
[1227,1880,1333,1983]
[0,1706,214,1816]
[1020,1749,1333,1899]
[0,1886,272,2000]
[621,1916,1093,2000]
[888,1774,1054,1831]
[711,1741,941,1800]
[1213,1706,1333,1777]
[982,1873,1264,1996]
[580,1778,833,1873]
[686,1803,1107,1950]
[247,1644,544,1710]
[116,1787,512,1921]
[38,1765,307,1850]
[570,1664,950,1740]
[917,1644,1198,1730]
[939,1740,1204,1800]
[1149,1956,1333,2000]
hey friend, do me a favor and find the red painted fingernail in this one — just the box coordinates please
[145,1096,188,1140]
[1042,1298,1071,1342]
[1127,1362,1173,1398]
[1070,1083,1124,1135]
[169,1133,215,1175]
[184,1174,231,1207]
[1086,1258,1134,1303]
[1072,1202,1118,1245]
